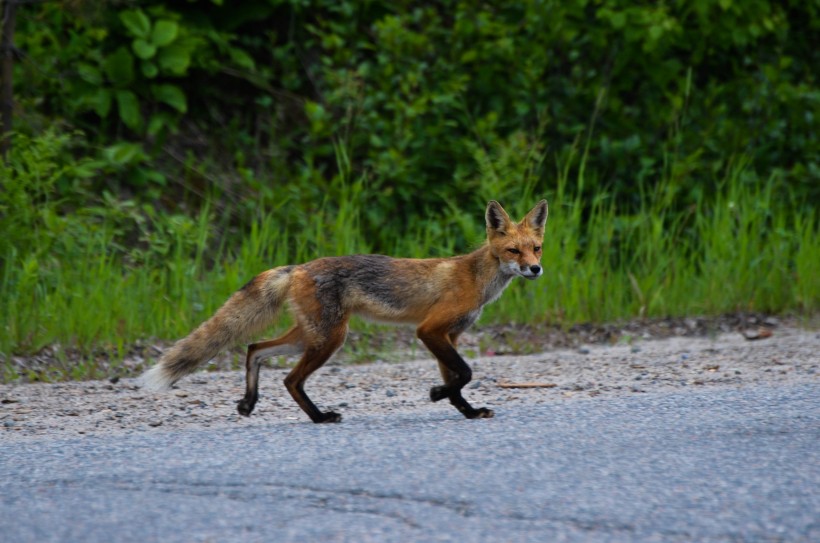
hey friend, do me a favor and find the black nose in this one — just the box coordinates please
[530,265,541,274]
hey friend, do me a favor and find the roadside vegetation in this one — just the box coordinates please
[1,1,817,381]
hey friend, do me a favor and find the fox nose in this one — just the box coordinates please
[529,265,541,275]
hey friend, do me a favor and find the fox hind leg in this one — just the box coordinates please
[237,326,303,416]
[284,321,349,423]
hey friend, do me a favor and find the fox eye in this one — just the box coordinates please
[534,246,541,252]
[507,248,521,255]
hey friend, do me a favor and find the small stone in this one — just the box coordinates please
[631,346,641,353]
[4,421,14,427]
[148,420,163,427]
[578,347,590,355]
[385,389,396,397]
[469,380,482,389]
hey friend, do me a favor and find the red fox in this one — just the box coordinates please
[140,200,548,423]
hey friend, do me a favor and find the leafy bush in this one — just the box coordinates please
[12,1,818,233]
[2,1,818,376]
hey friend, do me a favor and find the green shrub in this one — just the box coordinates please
[13,1,819,233]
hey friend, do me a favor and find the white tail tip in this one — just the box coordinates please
[138,364,174,391]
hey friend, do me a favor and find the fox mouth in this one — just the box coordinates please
[501,261,542,279]
[518,269,542,280]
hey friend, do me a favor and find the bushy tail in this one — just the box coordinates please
[139,266,293,390]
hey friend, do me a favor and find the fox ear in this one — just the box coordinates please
[486,200,512,233]
[522,199,548,232]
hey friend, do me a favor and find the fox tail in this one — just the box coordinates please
[139,266,293,390]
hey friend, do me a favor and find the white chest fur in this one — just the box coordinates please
[481,272,514,306]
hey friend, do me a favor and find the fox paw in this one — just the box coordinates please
[236,398,256,417]
[465,407,494,419]
[314,411,342,423]
[430,385,449,402]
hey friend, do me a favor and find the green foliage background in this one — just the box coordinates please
[15,1,820,224]
[1,0,819,375]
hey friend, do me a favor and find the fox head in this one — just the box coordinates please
[485,199,548,280]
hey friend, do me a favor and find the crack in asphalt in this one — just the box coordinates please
[27,476,468,531]
[498,509,637,534]
[22,476,705,538]
[143,478,474,517]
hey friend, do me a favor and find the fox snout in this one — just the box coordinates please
[521,264,542,279]
[501,260,542,279]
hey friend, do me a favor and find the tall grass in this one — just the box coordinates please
[1,131,818,381]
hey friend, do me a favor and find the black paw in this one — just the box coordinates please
[430,385,449,402]
[464,407,494,419]
[313,411,342,423]
[237,398,256,417]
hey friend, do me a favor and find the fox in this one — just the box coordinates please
[140,199,548,423]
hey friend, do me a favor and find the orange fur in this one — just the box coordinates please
[140,200,548,423]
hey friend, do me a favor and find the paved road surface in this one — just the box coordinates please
[2,383,818,542]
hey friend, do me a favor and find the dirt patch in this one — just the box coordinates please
[1,312,796,382]
[2,322,817,441]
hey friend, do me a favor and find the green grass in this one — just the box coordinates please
[1,133,818,382]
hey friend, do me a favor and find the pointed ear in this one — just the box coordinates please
[522,199,548,233]
[486,200,512,234]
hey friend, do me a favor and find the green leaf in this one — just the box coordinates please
[70,161,102,179]
[145,169,167,185]
[103,142,145,166]
[77,63,102,85]
[151,20,179,47]
[459,50,477,63]
[158,44,191,75]
[132,38,157,60]
[304,100,326,121]
[103,47,135,86]
[304,101,328,134]
[151,84,187,113]
[147,114,167,137]
[610,12,627,29]
[147,112,179,137]
[119,9,151,39]
[141,61,159,79]
[90,88,112,118]
[115,90,142,130]
[228,46,256,70]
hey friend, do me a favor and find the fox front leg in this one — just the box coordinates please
[418,327,493,419]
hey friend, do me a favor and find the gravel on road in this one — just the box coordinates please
[2,324,817,439]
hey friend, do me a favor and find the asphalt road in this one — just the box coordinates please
[2,382,818,543]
